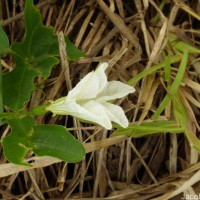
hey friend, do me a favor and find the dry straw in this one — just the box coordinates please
[0,0,200,199]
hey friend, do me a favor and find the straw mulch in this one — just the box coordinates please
[0,0,200,199]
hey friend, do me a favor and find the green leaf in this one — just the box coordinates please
[3,0,59,111]
[164,55,171,82]
[65,37,86,61]
[3,57,37,111]
[30,125,85,163]
[6,116,36,137]
[172,95,188,129]
[11,0,60,75]
[169,34,200,54]
[2,116,36,166]
[113,120,184,137]
[185,129,200,153]
[171,94,200,153]
[36,56,59,77]
[152,50,188,120]
[0,26,9,54]
[2,0,85,111]
[0,26,9,124]
[2,134,30,166]
[127,55,181,85]
[2,116,85,165]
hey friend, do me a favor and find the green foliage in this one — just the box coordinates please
[172,93,200,152]
[121,34,200,152]
[167,36,200,153]
[3,0,59,111]
[0,26,10,125]
[152,50,188,120]
[0,26,10,54]
[3,60,38,111]
[113,120,184,137]
[31,125,85,163]
[2,0,85,111]
[169,34,200,54]
[65,37,86,61]
[0,0,86,165]
[163,55,171,82]
[127,55,181,86]
[2,116,85,165]
[2,116,36,166]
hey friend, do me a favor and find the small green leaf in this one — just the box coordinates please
[172,95,188,129]
[171,94,200,153]
[113,120,184,137]
[185,129,200,152]
[164,56,171,82]
[65,37,86,61]
[30,125,85,163]
[2,134,30,166]
[169,34,200,54]
[152,50,188,120]
[2,116,36,166]
[0,26,9,54]
[127,55,181,85]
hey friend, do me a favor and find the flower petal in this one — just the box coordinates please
[67,63,109,100]
[46,62,132,130]
[48,98,112,129]
[101,102,129,128]
[67,71,100,100]
[82,100,112,129]
[95,62,108,93]
[98,81,135,101]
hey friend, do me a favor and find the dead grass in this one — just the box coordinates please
[0,0,200,199]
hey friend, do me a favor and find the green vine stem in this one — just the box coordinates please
[0,105,49,120]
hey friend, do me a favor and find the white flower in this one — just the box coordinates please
[46,63,135,129]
